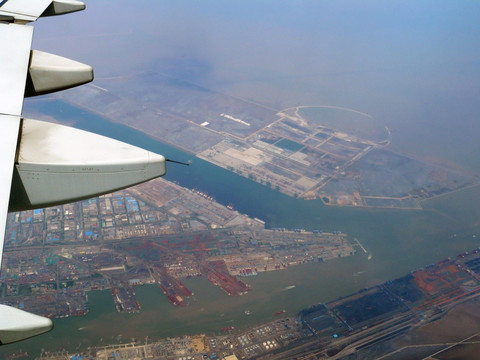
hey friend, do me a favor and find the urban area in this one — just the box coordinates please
[3,175,480,359]
[31,248,480,360]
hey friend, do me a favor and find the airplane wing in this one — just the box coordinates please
[0,1,167,344]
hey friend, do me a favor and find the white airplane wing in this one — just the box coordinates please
[0,0,167,344]
[0,15,53,344]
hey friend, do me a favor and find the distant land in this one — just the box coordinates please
[51,73,478,209]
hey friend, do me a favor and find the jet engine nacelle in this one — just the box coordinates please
[0,305,53,345]
[9,119,166,212]
[25,50,93,97]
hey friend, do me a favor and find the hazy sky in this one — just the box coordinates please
[31,0,480,172]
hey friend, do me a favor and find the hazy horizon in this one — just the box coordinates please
[31,1,480,171]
